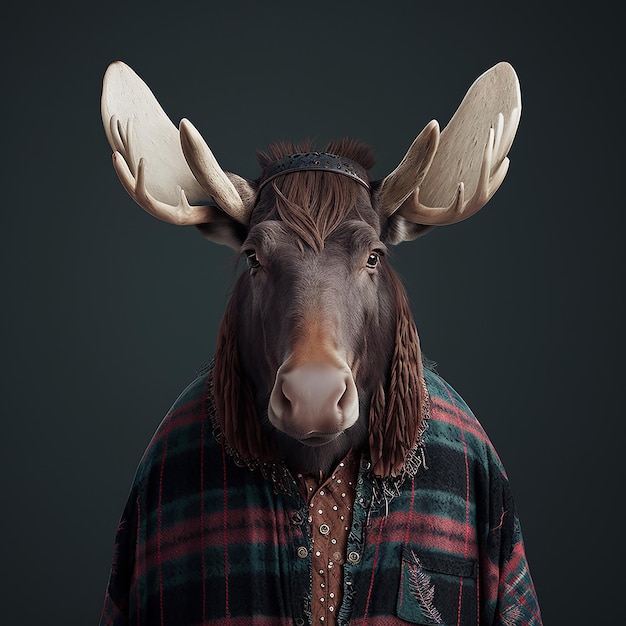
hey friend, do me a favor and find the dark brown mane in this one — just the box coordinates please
[256,138,376,171]
[255,139,377,251]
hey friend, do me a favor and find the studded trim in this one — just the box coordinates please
[206,366,296,495]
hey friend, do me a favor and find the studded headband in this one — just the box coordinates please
[257,152,371,191]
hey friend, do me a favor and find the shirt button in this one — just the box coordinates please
[347,551,360,564]
[294,619,305,626]
[297,546,309,559]
[319,523,330,535]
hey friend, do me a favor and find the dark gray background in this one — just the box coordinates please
[2,1,621,623]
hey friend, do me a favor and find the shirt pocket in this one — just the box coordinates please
[396,545,478,625]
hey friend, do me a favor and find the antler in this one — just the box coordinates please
[109,115,225,226]
[378,120,440,218]
[382,62,521,229]
[101,61,256,232]
[398,107,519,225]
[179,118,254,225]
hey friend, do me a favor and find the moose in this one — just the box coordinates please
[99,61,542,625]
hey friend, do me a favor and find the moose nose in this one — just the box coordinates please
[269,364,359,441]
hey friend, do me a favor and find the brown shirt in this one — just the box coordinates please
[295,450,359,624]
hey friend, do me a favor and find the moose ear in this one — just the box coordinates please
[101,61,256,249]
[382,215,434,245]
[378,62,521,244]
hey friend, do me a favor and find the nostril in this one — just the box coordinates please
[336,386,348,415]
[276,384,292,418]
[334,382,348,415]
[281,376,295,403]
[337,374,358,419]
[269,374,293,423]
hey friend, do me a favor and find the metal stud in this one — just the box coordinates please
[348,551,360,564]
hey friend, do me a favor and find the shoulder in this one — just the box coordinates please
[153,370,209,443]
[132,370,217,487]
[422,368,505,476]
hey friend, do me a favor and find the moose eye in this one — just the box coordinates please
[366,251,382,269]
[246,251,261,269]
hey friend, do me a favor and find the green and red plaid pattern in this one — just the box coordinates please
[100,367,542,625]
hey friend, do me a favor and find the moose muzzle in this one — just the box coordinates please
[268,361,359,445]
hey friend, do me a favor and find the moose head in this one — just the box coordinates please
[101,61,521,477]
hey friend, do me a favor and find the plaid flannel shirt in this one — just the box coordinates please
[100,366,542,625]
